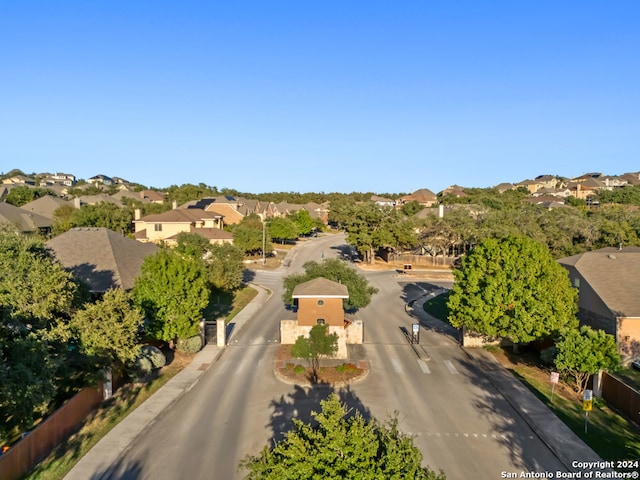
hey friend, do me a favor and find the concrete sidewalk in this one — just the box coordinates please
[407,295,606,475]
[64,283,270,480]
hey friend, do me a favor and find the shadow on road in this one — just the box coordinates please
[92,458,143,479]
[266,384,373,446]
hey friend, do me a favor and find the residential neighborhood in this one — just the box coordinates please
[1,168,640,479]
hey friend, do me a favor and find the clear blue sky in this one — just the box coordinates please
[1,1,638,194]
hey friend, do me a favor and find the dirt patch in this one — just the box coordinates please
[274,344,368,387]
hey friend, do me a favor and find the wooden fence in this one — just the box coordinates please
[0,385,104,480]
[601,372,640,427]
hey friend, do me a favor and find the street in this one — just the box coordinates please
[108,233,568,479]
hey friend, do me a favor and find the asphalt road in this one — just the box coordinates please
[108,233,568,479]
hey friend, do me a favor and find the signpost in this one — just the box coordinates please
[583,389,593,433]
[412,323,420,344]
[549,372,560,402]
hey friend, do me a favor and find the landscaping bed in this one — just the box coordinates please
[274,344,368,386]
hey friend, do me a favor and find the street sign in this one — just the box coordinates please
[583,400,593,411]
[583,389,593,401]
[412,323,420,334]
[550,372,559,384]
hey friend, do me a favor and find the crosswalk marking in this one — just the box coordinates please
[417,359,431,374]
[391,358,404,374]
[444,360,459,374]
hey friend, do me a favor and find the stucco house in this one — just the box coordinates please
[280,277,363,358]
[133,207,233,246]
[558,247,640,359]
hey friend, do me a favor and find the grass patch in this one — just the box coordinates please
[203,286,259,321]
[422,292,450,322]
[24,360,187,480]
[497,351,640,463]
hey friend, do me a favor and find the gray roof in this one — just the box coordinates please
[292,277,349,298]
[46,227,158,292]
[0,202,51,231]
[558,247,640,317]
[22,195,73,219]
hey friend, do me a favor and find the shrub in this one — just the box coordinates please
[131,345,167,383]
[294,364,305,374]
[286,362,295,370]
[176,335,202,354]
[140,345,166,370]
[540,346,558,365]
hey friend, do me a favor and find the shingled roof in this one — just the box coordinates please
[47,227,158,292]
[558,247,640,318]
[292,277,349,298]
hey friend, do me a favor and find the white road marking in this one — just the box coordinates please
[444,360,459,374]
[417,359,431,374]
[391,358,404,374]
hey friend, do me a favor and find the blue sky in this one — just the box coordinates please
[1,1,638,194]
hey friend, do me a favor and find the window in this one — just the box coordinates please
[316,319,325,325]
[154,224,162,232]
[317,300,324,306]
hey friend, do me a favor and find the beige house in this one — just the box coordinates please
[396,188,438,208]
[133,207,232,245]
[558,247,640,359]
[280,277,363,359]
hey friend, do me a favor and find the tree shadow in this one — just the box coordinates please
[90,458,144,479]
[454,354,567,473]
[266,384,373,446]
[242,269,256,283]
[69,262,118,293]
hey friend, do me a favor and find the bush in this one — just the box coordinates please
[540,346,558,365]
[293,364,305,374]
[176,335,202,354]
[131,345,167,383]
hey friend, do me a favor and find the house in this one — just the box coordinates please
[133,207,232,245]
[396,188,438,208]
[88,174,115,187]
[516,175,560,194]
[371,195,395,207]
[0,202,51,234]
[567,178,605,202]
[558,247,640,359]
[2,174,36,186]
[21,195,74,219]
[47,227,158,293]
[280,277,364,358]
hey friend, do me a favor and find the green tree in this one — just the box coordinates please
[239,393,446,480]
[232,214,272,256]
[133,250,210,342]
[68,289,144,368]
[291,324,338,381]
[289,209,315,236]
[268,217,299,244]
[554,326,621,393]
[68,202,134,235]
[447,235,578,349]
[4,186,52,207]
[401,200,424,216]
[282,258,378,311]
[175,231,211,258]
[0,230,83,444]
[207,242,245,292]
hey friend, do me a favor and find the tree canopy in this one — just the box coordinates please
[553,326,621,393]
[231,214,273,256]
[133,250,210,342]
[239,393,446,480]
[282,258,378,311]
[67,289,144,368]
[447,235,578,346]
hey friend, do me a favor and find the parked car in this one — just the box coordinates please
[632,358,640,371]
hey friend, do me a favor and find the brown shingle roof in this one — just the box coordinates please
[558,247,640,317]
[292,277,349,298]
[46,227,158,292]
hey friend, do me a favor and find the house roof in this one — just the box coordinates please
[46,227,158,292]
[558,247,640,318]
[0,202,51,231]
[137,208,223,223]
[22,195,73,219]
[292,277,349,299]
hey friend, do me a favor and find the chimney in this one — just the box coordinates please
[73,197,81,209]
[438,204,444,218]
[134,208,141,220]
[172,200,177,210]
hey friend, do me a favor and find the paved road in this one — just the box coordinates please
[104,233,574,479]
